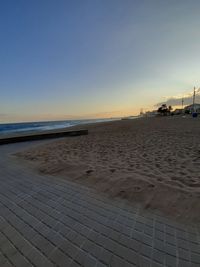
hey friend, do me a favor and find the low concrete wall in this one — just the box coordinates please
[0,129,88,145]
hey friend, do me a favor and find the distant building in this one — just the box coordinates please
[145,110,158,117]
[173,108,183,115]
[184,104,200,113]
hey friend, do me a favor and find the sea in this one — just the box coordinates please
[0,118,119,136]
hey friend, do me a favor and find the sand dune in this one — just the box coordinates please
[15,117,200,225]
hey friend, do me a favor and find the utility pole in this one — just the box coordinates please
[182,97,184,109]
[193,87,196,113]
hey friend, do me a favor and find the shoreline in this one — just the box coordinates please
[14,116,200,226]
[0,117,122,138]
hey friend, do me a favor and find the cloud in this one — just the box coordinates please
[155,88,200,107]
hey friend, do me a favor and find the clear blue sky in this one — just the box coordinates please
[1,0,200,122]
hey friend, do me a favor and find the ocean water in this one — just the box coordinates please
[0,118,117,136]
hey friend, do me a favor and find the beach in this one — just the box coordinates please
[15,117,200,225]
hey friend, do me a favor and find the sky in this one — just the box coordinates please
[1,0,200,123]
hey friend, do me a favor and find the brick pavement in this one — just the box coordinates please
[0,141,200,267]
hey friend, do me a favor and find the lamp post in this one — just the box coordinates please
[193,86,196,113]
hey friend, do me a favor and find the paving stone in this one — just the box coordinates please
[190,243,200,254]
[144,218,154,227]
[165,254,177,267]
[153,239,165,252]
[155,230,165,241]
[152,249,165,264]
[109,229,121,242]
[67,230,79,242]
[82,240,101,259]
[27,247,54,267]
[188,233,198,244]
[0,232,10,246]
[141,244,152,258]
[0,252,8,265]
[20,225,38,240]
[41,215,58,229]
[178,259,190,267]
[191,252,200,264]
[1,240,18,259]
[122,226,132,237]
[155,221,165,232]
[49,248,72,266]
[144,225,153,236]
[73,233,87,247]
[110,222,123,232]
[99,248,112,265]
[110,255,134,267]
[139,256,151,267]
[131,230,143,242]
[166,233,176,245]
[135,222,144,232]
[165,243,177,257]
[94,223,111,236]
[9,252,32,267]
[31,235,55,256]
[53,221,65,232]
[18,240,35,257]
[142,234,153,246]
[44,231,64,247]
[1,144,200,267]
[119,234,133,248]
[75,250,96,266]
[166,225,175,236]
[176,230,187,241]
[191,263,200,267]
[88,230,99,243]
[3,225,18,239]
[96,262,107,267]
[2,260,15,267]
[7,231,27,251]
[69,260,80,267]
[125,218,135,228]
[73,223,91,238]
[96,235,117,253]
[60,215,77,228]
[120,247,139,265]
[152,262,163,267]
[178,248,190,261]
[59,239,80,259]
[34,222,50,235]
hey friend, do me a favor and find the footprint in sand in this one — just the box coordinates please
[133,186,142,192]
[86,169,93,175]
[148,184,155,188]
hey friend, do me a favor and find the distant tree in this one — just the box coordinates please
[157,104,172,116]
[168,105,173,112]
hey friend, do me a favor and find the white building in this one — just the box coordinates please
[184,104,200,113]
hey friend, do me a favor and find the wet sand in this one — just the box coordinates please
[15,117,200,225]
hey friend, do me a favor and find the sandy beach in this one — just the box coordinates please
[15,117,200,225]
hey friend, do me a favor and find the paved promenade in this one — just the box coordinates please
[0,142,200,267]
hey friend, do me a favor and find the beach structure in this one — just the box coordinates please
[193,86,196,112]
[182,97,184,109]
[0,129,88,145]
[173,108,183,115]
[184,103,200,114]
[144,110,158,117]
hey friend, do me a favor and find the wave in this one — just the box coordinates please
[0,118,118,136]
